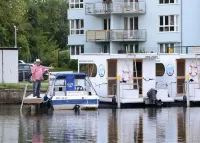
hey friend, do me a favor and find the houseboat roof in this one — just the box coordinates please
[55,72,87,79]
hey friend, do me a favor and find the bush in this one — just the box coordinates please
[58,50,70,68]
[68,59,78,71]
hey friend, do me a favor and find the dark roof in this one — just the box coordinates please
[55,72,87,79]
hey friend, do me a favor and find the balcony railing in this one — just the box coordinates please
[110,29,146,41]
[86,30,110,42]
[85,2,145,15]
[85,3,111,15]
[86,30,146,42]
[111,2,145,14]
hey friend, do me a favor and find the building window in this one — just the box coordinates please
[123,44,139,53]
[159,43,175,53]
[159,0,178,4]
[70,45,84,55]
[159,15,178,32]
[70,19,84,35]
[156,63,165,76]
[70,0,83,9]
[102,45,110,53]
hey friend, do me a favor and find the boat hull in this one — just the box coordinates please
[51,96,99,110]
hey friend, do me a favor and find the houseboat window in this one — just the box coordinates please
[156,63,165,76]
[79,64,97,77]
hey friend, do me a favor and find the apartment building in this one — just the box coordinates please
[68,0,200,57]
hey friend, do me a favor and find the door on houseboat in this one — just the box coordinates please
[107,60,117,96]
[124,17,138,39]
[133,60,143,96]
[176,59,185,96]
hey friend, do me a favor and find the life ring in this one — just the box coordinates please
[189,63,198,77]
[121,70,131,81]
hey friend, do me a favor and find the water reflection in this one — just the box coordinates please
[0,105,200,142]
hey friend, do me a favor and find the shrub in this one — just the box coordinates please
[68,59,78,71]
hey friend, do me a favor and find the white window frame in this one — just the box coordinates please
[159,0,178,4]
[159,43,175,53]
[70,19,84,35]
[69,0,84,9]
[70,45,84,55]
[159,15,178,32]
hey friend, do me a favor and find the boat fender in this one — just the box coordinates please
[156,99,162,107]
[73,104,80,111]
[112,96,116,104]
[183,95,187,103]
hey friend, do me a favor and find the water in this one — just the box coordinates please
[0,105,200,143]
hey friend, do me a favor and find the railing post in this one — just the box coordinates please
[186,75,190,107]
[117,75,121,108]
[186,46,188,54]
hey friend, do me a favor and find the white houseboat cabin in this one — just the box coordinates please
[76,52,200,105]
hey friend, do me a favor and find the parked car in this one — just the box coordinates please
[18,60,26,64]
[18,63,49,83]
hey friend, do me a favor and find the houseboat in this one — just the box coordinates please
[75,51,200,106]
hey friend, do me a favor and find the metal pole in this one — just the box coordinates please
[186,75,190,107]
[117,75,120,108]
[20,83,28,115]
[14,25,17,48]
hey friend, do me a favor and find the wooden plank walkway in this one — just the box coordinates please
[23,94,45,104]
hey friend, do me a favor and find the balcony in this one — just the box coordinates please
[110,29,146,41]
[86,30,110,42]
[111,2,146,14]
[85,2,145,15]
[86,30,146,42]
[85,3,111,15]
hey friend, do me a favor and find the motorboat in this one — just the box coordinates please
[43,72,99,110]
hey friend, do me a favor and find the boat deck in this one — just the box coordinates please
[23,94,45,104]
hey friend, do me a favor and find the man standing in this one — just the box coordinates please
[31,59,49,98]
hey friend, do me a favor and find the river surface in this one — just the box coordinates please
[0,105,200,143]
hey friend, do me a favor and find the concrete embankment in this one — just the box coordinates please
[0,88,47,104]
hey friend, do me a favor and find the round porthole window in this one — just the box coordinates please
[156,63,165,76]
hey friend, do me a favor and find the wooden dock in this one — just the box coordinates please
[23,94,46,104]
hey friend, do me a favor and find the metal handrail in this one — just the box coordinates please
[20,83,28,114]
[85,1,146,14]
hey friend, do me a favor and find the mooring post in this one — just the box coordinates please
[117,75,120,109]
[186,75,190,107]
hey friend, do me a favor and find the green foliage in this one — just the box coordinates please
[0,0,69,67]
[58,50,70,68]
[68,59,78,71]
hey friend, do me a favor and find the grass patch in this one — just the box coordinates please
[0,82,49,89]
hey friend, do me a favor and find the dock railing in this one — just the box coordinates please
[20,83,28,114]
